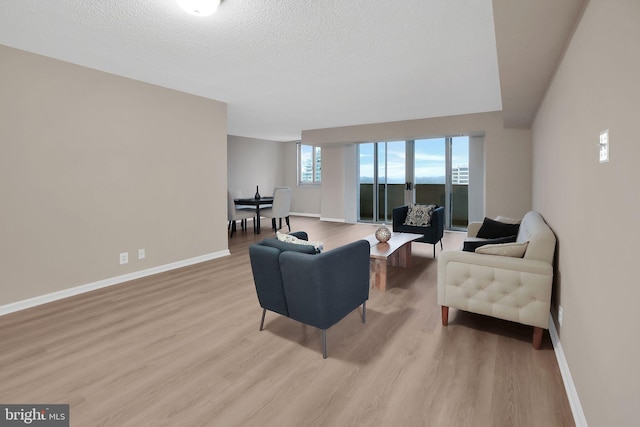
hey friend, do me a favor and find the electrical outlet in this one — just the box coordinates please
[558,305,564,327]
[138,249,145,260]
[119,252,128,265]
[599,129,609,163]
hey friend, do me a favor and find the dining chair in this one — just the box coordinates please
[270,186,289,224]
[227,190,255,237]
[260,188,292,232]
[273,186,289,196]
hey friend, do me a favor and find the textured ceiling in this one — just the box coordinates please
[0,0,503,141]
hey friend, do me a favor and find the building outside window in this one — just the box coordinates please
[451,166,469,184]
[299,143,321,184]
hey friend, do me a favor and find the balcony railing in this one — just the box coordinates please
[359,183,468,229]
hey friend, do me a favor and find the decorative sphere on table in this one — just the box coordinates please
[375,224,391,243]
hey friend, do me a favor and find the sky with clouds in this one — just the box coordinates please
[359,137,468,183]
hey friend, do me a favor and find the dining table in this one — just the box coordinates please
[234,197,274,234]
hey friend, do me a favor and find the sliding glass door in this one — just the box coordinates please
[359,143,375,221]
[358,141,405,223]
[413,136,469,229]
[413,137,446,208]
[358,137,469,229]
[378,141,406,223]
[450,136,469,229]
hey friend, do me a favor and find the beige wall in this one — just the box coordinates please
[227,135,286,198]
[319,146,346,221]
[0,45,228,306]
[302,111,532,220]
[282,142,321,216]
[226,138,320,216]
[532,1,640,425]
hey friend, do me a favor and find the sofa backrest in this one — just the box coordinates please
[279,239,370,330]
[517,211,556,264]
[248,231,314,317]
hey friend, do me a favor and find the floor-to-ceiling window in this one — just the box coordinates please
[358,136,469,229]
[358,141,405,223]
[450,136,469,229]
[358,143,375,221]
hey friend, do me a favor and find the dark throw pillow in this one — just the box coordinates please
[476,217,520,239]
[463,235,518,252]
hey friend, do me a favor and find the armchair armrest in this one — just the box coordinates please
[249,244,290,317]
[467,221,482,237]
[392,206,409,231]
[279,240,370,330]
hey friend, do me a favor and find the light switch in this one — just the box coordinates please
[599,129,609,163]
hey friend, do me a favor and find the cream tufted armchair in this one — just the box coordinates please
[437,211,556,348]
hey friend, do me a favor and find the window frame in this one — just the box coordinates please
[297,142,321,185]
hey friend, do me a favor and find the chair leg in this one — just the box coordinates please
[440,239,443,250]
[321,329,327,359]
[229,221,236,238]
[533,326,543,349]
[259,308,266,331]
[271,218,277,232]
[279,218,282,229]
[441,306,449,326]
[362,301,366,323]
[433,244,436,258]
[285,216,290,231]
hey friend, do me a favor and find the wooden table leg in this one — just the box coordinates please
[399,242,412,268]
[388,242,412,268]
[370,258,387,291]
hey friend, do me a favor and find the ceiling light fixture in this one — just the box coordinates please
[177,0,221,17]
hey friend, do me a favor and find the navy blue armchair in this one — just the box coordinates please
[392,205,445,257]
[249,232,370,358]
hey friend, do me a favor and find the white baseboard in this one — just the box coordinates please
[0,250,230,317]
[289,212,321,218]
[320,217,345,223]
[548,313,589,427]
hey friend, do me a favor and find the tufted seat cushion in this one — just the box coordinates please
[440,254,553,328]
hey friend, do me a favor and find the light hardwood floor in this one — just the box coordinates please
[0,217,574,426]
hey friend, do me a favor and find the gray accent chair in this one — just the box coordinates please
[248,232,370,358]
[392,205,445,257]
